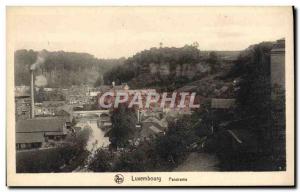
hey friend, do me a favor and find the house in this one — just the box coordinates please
[271,38,285,90]
[211,98,236,109]
[34,100,66,116]
[16,117,68,150]
[89,91,99,97]
[15,87,31,120]
[210,98,236,126]
[15,86,30,97]
[140,121,165,139]
[140,110,163,121]
[140,116,168,139]
[148,116,168,128]
[177,85,198,92]
[42,100,65,108]
[16,132,45,150]
[55,109,72,122]
[63,85,91,104]
[15,97,31,120]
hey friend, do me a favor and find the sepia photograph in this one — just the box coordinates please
[6,6,294,186]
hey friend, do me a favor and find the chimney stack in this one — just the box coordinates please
[30,70,35,118]
[137,109,139,123]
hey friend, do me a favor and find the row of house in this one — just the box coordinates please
[34,100,67,117]
[15,86,31,120]
[61,85,92,105]
[16,117,71,150]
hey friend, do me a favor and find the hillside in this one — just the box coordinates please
[176,42,274,99]
[14,49,125,88]
[102,45,240,91]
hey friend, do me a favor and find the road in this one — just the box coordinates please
[174,152,220,171]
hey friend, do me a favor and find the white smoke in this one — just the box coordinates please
[30,51,46,70]
[35,75,47,87]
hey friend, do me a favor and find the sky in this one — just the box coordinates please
[7,6,292,59]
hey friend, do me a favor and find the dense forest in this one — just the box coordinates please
[14,49,124,87]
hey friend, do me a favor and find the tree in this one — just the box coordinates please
[227,42,275,169]
[109,104,137,148]
[94,75,103,86]
[88,149,113,172]
[155,117,197,166]
[207,51,219,73]
[192,41,199,48]
[102,45,202,89]
[14,49,124,87]
[235,43,273,119]
[113,148,148,172]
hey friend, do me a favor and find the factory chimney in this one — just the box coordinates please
[137,109,140,123]
[135,109,141,129]
[29,51,46,119]
[30,70,35,118]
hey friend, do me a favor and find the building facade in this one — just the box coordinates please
[271,38,285,90]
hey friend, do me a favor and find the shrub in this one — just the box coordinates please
[88,149,113,172]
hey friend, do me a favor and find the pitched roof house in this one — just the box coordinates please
[16,117,67,150]
[140,116,168,138]
[211,98,236,109]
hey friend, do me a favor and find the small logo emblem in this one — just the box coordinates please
[114,174,124,184]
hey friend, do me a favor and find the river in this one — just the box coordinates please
[85,119,110,152]
[73,117,110,172]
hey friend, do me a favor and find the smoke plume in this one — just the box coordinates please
[35,75,47,87]
[30,51,46,70]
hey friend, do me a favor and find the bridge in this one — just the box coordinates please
[72,110,110,118]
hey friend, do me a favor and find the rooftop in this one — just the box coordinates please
[211,98,236,109]
[16,132,45,144]
[16,117,66,133]
[271,38,285,51]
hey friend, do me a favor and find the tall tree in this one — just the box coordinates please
[233,42,275,168]
[110,104,137,148]
[207,51,219,73]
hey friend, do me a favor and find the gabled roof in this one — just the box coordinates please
[148,125,164,134]
[140,122,165,138]
[15,86,30,98]
[142,116,168,128]
[42,100,65,107]
[15,92,31,98]
[211,98,235,109]
[143,116,160,123]
[16,117,66,133]
[177,85,198,92]
[56,109,70,116]
[16,132,45,144]
[142,121,165,132]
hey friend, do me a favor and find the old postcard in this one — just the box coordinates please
[6,6,294,186]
